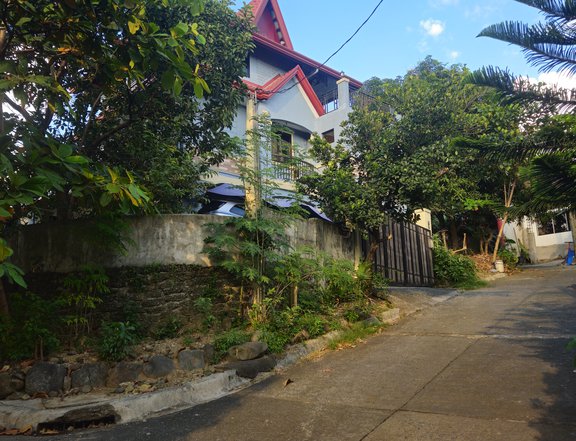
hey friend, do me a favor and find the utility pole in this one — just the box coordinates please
[244,91,263,305]
[244,91,261,219]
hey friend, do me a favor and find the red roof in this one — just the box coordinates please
[247,0,293,50]
[244,0,362,88]
[243,66,326,116]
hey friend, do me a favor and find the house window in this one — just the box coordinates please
[272,130,292,163]
[322,129,335,143]
[537,213,571,236]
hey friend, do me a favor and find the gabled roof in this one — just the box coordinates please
[243,66,325,116]
[247,0,293,50]
[243,0,363,89]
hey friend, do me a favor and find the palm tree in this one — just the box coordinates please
[469,0,576,213]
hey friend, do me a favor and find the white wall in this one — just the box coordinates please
[10,216,356,273]
[247,56,286,85]
[504,217,572,262]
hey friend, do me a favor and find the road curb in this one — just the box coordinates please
[0,371,248,432]
[0,287,458,433]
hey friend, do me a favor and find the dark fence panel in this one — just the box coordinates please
[367,219,434,287]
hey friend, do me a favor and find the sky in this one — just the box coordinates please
[231,0,576,88]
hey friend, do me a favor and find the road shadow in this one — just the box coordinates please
[484,270,576,440]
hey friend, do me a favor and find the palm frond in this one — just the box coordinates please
[515,0,576,24]
[523,153,576,209]
[479,21,576,75]
[468,66,576,112]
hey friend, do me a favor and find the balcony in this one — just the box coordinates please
[320,88,340,114]
[271,154,314,182]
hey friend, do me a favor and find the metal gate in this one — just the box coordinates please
[368,219,435,287]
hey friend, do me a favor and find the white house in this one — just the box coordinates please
[504,212,573,263]
[209,0,363,190]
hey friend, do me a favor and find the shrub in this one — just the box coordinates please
[0,292,60,361]
[433,244,482,289]
[295,312,327,338]
[498,248,518,270]
[153,317,183,340]
[258,329,291,354]
[342,300,372,323]
[193,296,216,329]
[98,321,137,361]
[251,305,331,353]
[58,265,109,344]
[213,328,252,361]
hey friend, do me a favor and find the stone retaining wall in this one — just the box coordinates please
[14,265,234,331]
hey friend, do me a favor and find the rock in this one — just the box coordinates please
[80,385,92,394]
[178,350,205,371]
[25,362,66,395]
[114,386,125,394]
[48,391,59,398]
[9,376,25,392]
[202,344,215,363]
[107,362,143,387]
[12,370,25,381]
[216,355,276,379]
[143,356,174,379]
[0,373,13,399]
[71,363,108,389]
[21,394,30,400]
[228,342,268,361]
[363,316,381,326]
[6,391,25,400]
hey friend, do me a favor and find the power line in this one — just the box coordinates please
[255,0,385,96]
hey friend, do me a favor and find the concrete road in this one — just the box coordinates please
[44,266,576,440]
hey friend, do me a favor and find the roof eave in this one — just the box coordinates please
[253,34,363,89]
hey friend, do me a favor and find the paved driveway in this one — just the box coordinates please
[40,266,576,440]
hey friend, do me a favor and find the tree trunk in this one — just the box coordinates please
[492,213,509,263]
[365,230,381,263]
[449,221,458,250]
[492,179,516,263]
[291,285,299,307]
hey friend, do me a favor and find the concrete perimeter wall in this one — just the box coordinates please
[9,215,356,273]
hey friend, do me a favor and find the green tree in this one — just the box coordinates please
[88,1,254,212]
[0,0,209,315]
[300,58,509,254]
[472,0,576,212]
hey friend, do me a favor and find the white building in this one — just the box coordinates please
[209,0,363,191]
[504,213,573,263]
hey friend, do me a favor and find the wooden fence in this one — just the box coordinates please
[367,219,435,287]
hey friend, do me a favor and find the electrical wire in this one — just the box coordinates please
[255,0,385,96]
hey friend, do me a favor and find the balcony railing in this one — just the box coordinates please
[319,88,339,113]
[271,154,314,182]
[350,90,374,109]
